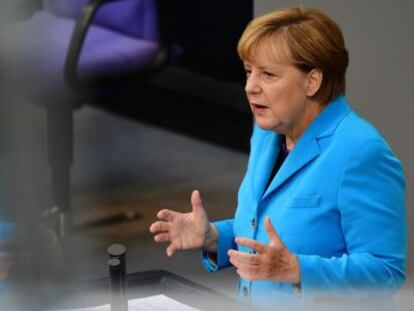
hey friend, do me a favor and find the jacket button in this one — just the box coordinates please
[242,286,248,297]
[251,218,256,227]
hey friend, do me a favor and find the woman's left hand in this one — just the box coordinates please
[228,216,300,284]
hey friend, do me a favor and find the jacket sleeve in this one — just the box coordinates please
[297,140,406,295]
[201,219,236,272]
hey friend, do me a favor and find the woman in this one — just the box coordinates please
[149,7,406,309]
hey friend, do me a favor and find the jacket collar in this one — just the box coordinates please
[259,96,352,200]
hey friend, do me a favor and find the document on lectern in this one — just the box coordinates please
[55,294,201,311]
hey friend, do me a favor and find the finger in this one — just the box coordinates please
[229,254,258,272]
[166,244,176,257]
[157,209,175,221]
[228,249,259,265]
[191,189,204,212]
[149,221,170,234]
[154,233,171,243]
[230,256,260,279]
[235,237,267,253]
[264,217,283,246]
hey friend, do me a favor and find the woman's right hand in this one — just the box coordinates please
[149,190,218,257]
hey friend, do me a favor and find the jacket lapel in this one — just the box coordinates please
[250,133,281,202]
[262,131,320,199]
[262,96,351,200]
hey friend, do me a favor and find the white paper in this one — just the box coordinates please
[55,294,201,311]
[128,295,200,311]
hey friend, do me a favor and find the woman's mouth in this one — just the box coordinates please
[252,103,269,113]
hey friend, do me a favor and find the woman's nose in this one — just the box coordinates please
[245,74,261,95]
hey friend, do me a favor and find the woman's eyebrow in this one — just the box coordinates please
[257,65,279,72]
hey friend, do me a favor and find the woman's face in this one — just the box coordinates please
[244,44,319,138]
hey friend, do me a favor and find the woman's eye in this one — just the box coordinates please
[262,71,275,78]
[244,69,251,77]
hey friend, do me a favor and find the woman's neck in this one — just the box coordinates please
[285,101,325,150]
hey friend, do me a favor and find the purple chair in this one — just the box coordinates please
[8,0,172,237]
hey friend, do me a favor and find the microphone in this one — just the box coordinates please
[107,244,127,311]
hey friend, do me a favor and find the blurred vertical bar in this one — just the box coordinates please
[1,1,62,310]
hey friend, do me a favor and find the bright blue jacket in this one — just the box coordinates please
[201,96,406,308]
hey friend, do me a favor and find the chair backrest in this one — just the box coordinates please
[42,0,158,41]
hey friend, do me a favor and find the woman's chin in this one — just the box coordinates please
[254,119,283,133]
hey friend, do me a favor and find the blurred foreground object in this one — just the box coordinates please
[2,0,173,238]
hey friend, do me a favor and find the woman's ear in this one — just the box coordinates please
[306,68,323,97]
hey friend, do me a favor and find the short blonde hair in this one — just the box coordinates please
[238,7,349,104]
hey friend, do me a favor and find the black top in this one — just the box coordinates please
[265,136,290,191]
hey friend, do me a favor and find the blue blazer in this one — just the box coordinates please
[201,96,406,307]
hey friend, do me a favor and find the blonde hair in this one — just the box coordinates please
[238,7,349,104]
